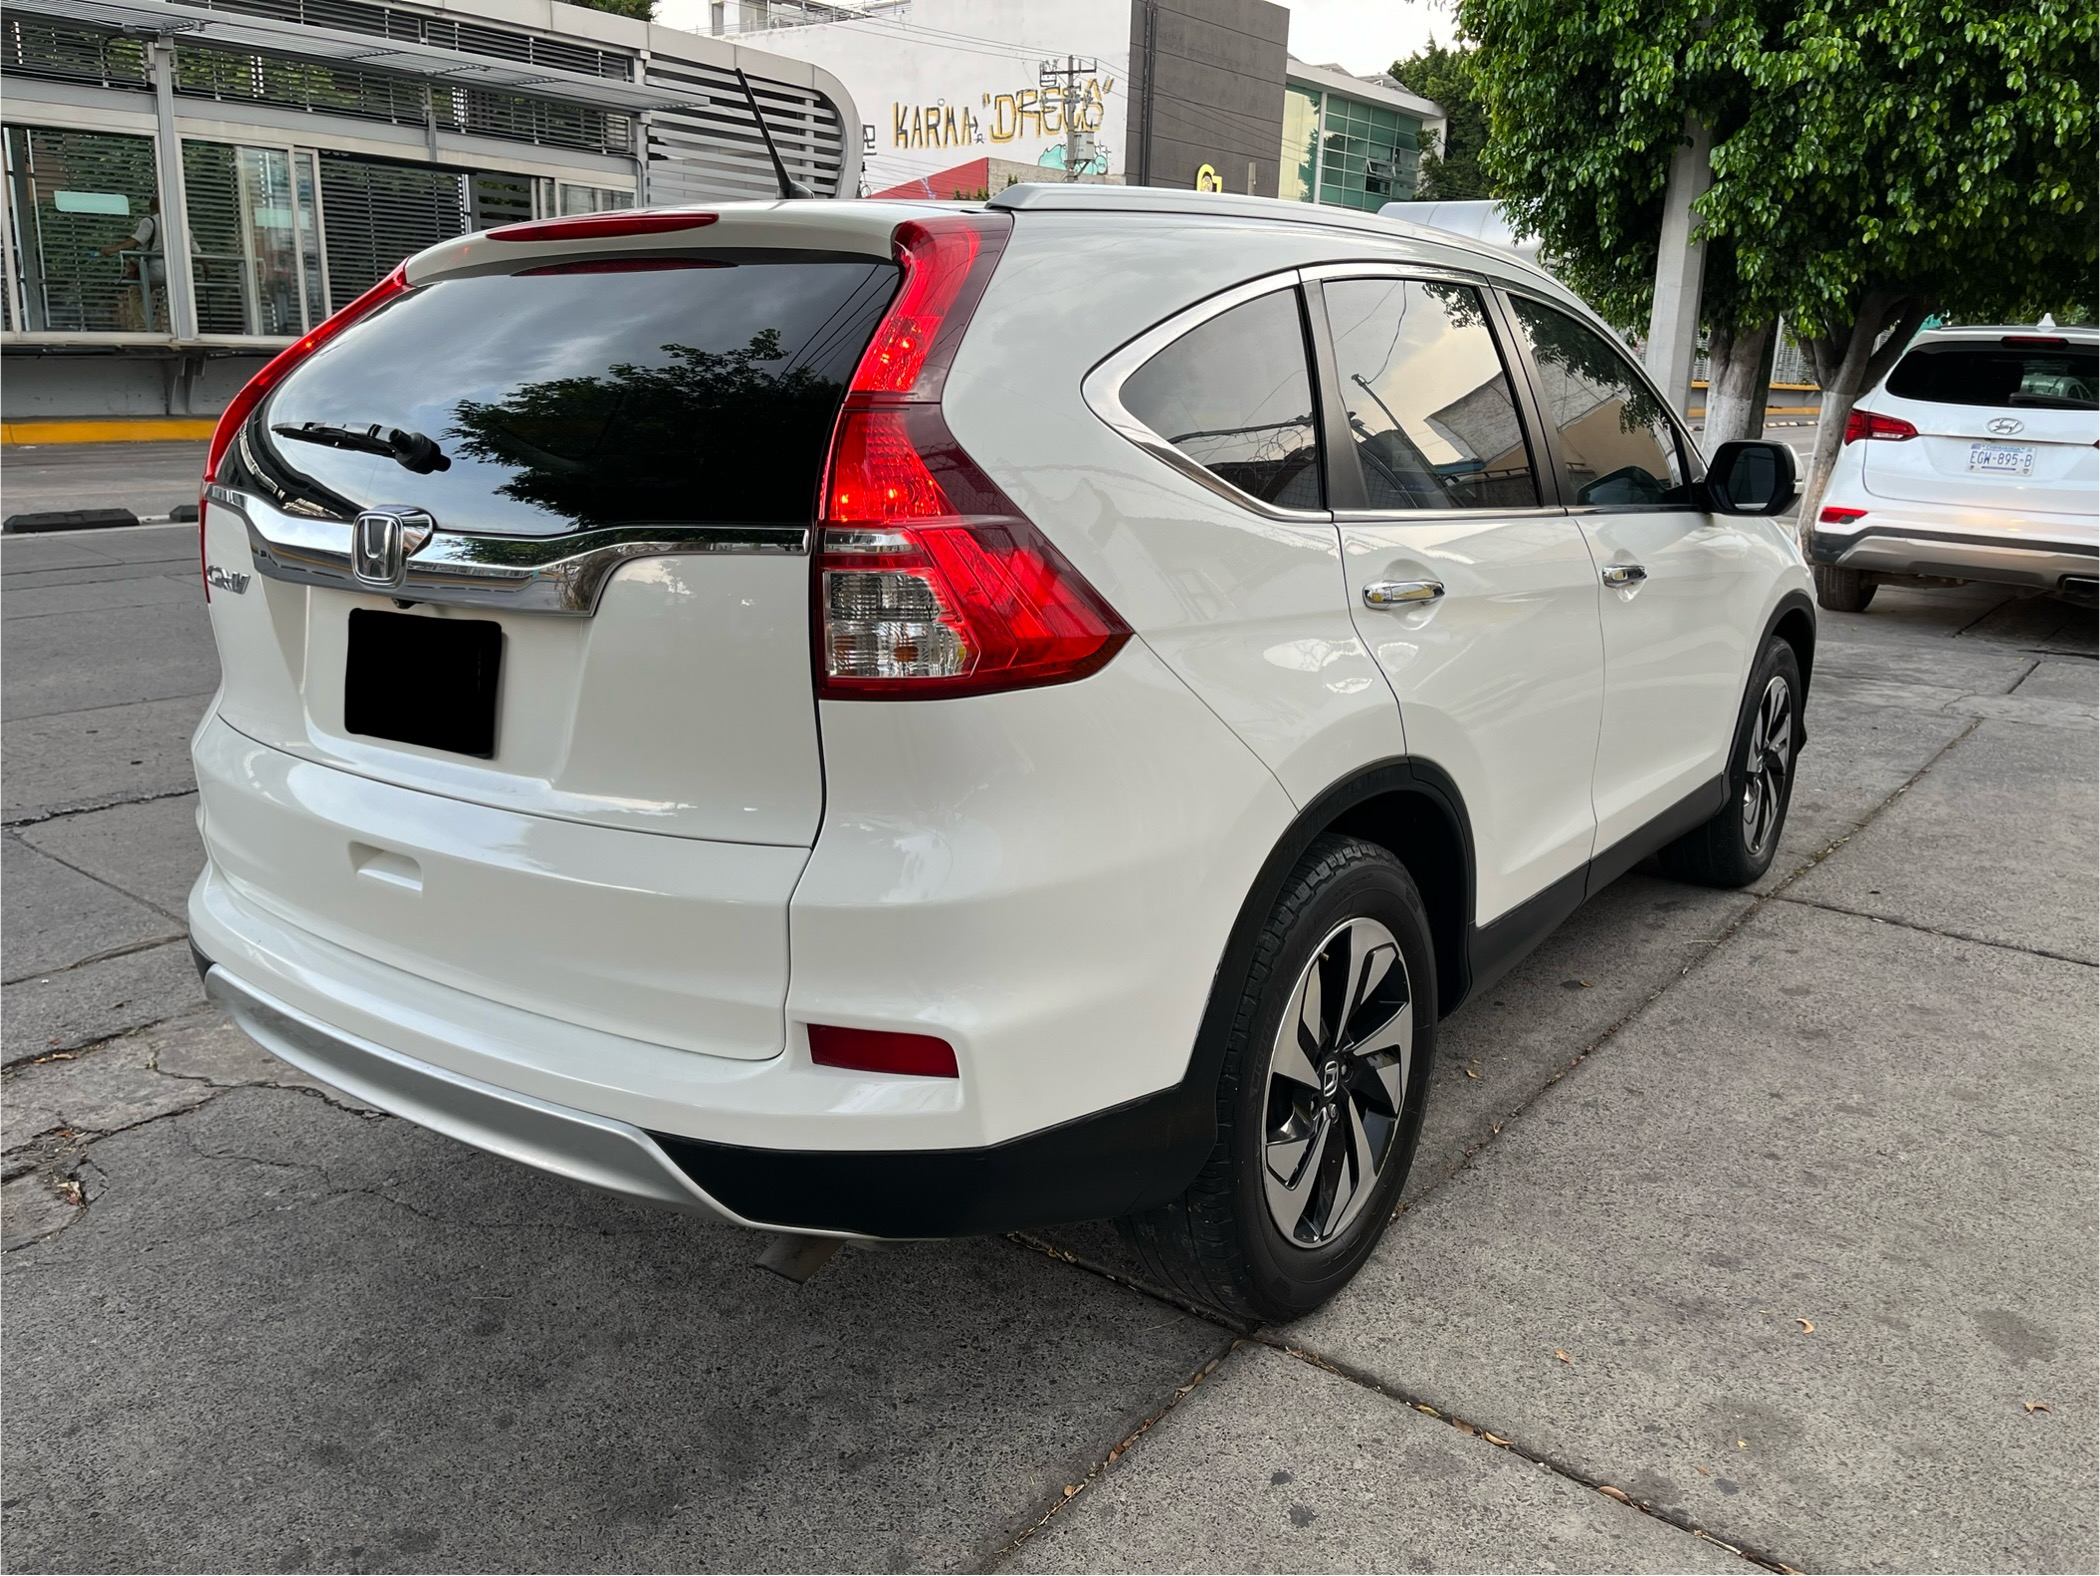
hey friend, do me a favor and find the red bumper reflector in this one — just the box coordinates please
[1819,506,1868,524]
[807,1024,959,1078]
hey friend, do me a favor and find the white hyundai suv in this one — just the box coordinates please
[189,187,1812,1321]
[1810,323,2100,612]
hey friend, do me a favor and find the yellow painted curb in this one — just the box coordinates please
[1,417,217,445]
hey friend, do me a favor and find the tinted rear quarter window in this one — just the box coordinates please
[1120,288,1323,510]
[232,255,898,535]
[1886,343,2099,410]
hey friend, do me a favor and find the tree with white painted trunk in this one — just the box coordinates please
[1458,0,2096,511]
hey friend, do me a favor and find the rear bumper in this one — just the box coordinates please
[200,962,739,1222]
[196,952,1210,1236]
[194,925,1210,1237]
[1807,520,2098,593]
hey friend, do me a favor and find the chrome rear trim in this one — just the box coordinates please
[204,965,733,1218]
[211,484,809,615]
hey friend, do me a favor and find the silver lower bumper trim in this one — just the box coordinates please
[204,966,732,1219]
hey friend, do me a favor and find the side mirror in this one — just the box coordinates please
[1702,439,1798,516]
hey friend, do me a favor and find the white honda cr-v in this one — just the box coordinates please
[190,187,1812,1321]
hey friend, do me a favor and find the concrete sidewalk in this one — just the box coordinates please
[3,515,2095,1572]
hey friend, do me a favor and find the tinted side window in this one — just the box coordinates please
[1323,278,1539,510]
[235,257,898,535]
[1121,289,1323,509]
[1509,296,1682,507]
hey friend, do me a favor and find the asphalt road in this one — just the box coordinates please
[0,440,210,525]
[3,501,2096,1572]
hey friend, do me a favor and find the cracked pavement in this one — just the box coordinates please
[4,516,2096,1572]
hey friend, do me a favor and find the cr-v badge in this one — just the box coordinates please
[352,508,436,589]
[204,564,250,594]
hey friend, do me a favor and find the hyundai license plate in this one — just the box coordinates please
[1967,442,2035,477]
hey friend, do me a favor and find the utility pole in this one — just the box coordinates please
[1039,54,1099,181]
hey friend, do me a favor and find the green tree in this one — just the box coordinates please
[1459,0,2097,512]
[564,0,654,19]
[1389,42,1491,201]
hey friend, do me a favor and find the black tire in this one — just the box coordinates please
[1658,637,1804,889]
[1813,563,1875,613]
[1118,836,1436,1325]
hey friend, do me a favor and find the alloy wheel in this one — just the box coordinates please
[1741,674,1794,856]
[1261,916,1413,1248]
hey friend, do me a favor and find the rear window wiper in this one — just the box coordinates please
[271,420,451,474]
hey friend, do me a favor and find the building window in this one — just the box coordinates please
[3,125,165,333]
[182,142,327,338]
[557,183,635,216]
[1316,97,1421,211]
[1280,84,1321,205]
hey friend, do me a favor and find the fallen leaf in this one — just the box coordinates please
[1484,1432,1510,1447]
[1797,1318,1815,1334]
[2024,1401,2052,1414]
[1062,1484,1078,1498]
[1599,1485,1631,1503]
[1554,1348,1572,1364]
[1414,1403,1440,1418]
[1694,1465,1712,1477]
[1736,1439,1748,1449]
[1464,1067,1480,1079]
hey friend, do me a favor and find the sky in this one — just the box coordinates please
[1283,0,1452,77]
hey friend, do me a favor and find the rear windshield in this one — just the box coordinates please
[1885,342,2099,411]
[231,255,898,535]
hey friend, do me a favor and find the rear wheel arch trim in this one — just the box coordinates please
[1763,589,1818,694]
[1185,757,1479,1094]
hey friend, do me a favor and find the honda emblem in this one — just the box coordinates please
[352,508,435,589]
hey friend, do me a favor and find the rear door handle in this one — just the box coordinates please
[1362,579,1444,608]
[1601,564,1648,587]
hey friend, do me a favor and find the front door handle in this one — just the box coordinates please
[1363,579,1445,608]
[1601,564,1648,588]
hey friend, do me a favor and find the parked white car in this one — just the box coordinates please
[189,189,1812,1320]
[1811,323,2100,611]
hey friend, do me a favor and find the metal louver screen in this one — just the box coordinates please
[185,0,634,78]
[181,141,247,336]
[644,58,845,203]
[317,155,465,312]
[2,17,151,90]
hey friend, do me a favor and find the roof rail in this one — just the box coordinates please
[989,182,1457,244]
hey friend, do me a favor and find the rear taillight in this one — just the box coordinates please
[815,215,1129,699]
[807,1023,958,1078]
[199,263,410,595]
[1843,408,1918,444]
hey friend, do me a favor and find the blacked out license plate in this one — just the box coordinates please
[344,608,502,758]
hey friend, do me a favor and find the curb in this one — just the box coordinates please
[1,418,217,446]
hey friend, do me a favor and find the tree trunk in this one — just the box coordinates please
[1799,294,1929,537]
[1704,319,1777,446]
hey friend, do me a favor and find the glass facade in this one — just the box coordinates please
[3,125,165,332]
[183,142,327,337]
[1281,83,1321,205]
[1278,83,1424,212]
[3,120,639,341]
